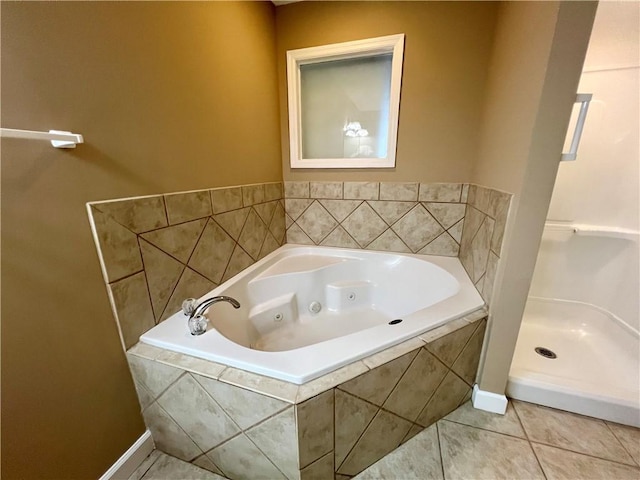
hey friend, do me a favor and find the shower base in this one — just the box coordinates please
[507,297,640,427]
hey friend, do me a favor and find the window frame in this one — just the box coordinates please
[286,34,405,169]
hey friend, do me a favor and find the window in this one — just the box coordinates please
[287,34,405,169]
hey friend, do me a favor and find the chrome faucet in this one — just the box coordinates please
[182,296,241,336]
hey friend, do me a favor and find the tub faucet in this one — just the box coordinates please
[182,296,241,336]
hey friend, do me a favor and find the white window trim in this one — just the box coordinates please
[286,34,405,169]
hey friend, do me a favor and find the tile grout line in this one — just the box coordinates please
[435,421,447,480]
[510,400,549,479]
[602,421,640,468]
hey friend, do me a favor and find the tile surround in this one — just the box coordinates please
[283,182,512,306]
[88,182,285,350]
[127,310,487,479]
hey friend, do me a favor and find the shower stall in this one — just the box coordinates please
[507,2,640,427]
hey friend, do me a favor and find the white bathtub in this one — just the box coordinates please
[141,245,484,384]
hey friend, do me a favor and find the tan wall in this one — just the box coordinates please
[276,1,499,182]
[0,2,281,478]
[472,1,597,394]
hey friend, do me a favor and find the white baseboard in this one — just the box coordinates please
[99,430,154,480]
[472,384,508,414]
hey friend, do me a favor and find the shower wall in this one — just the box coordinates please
[529,1,640,330]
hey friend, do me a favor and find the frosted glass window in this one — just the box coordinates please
[300,55,392,160]
[287,34,404,169]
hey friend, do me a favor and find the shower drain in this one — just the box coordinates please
[535,347,557,359]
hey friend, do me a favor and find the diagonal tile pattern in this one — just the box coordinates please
[89,182,285,351]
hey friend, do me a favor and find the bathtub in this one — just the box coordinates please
[141,245,484,384]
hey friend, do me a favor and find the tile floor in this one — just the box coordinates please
[129,399,640,480]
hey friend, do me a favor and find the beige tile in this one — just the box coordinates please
[342,203,388,248]
[211,187,243,214]
[246,407,299,480]
[423,202,466,229]
[419,183,462,203]
[490,193,510,255]
[164,191,211,225]
[140,453,224,480]
[339,351,417,407]
[401,424,425,445]
[487,189,511,219]
[438,420,544,480]
[127,354,183,398]
[339,409,412,476]
[260,232,281,259]
[285,198,314,221]
[418,231,459,257]
[128,342,164,361]
[269,202,287,243]
[418,317,471,344]
[532,443,640,480]
[161,267,215,321]
[607,422,640,466]
[90,207,143,282]
[127,449,162,480]
[482,251,499,306]
[287,223,316,245]
[366,229,411,253]
[264,182,284,202]
[207,434,287,480]
[188,220,236,283]
[451,321,486,385]
[310,181,343,199]
[513,400,636,465]
[319,199,363,222]
[220,367,298,403]
[94,196,168,234]
[284,181,310,198]
[222,245,254,282]
[464,308,489,324]
[254,201,277,225]
[110,272,156,349]
[470,216,494,283]
[368,201,416,225]
[379,182,419,202]
[362,338,424,370]
[448,219,464,243]
[213,207,250,241]
[296,361,369,403]
[157,374,240,452]
[461,206,485,244]
[473,186,492,214]
[285,212,294,229]
[297,201,339,244]
[132,379,155,411]
[301,452,334,480]
[194,373,288,430]
[444,400,526,438]
[142,402,202,462]
[237,209,267,260]
[297,390,334,468]
[242,184,265,206]
[416,372,470,427]
[461,183,469,203]
[321,226,360,249]
[354,424,443,480]
[155,351,226,380]
[191,453,225,476]
[140,240,184,321]
[335,474,351,480]
[335,390,379,469]
[383,349,448,422]
[424,321,477,368]
[141,218,207,264]
[391,205,443,252]
[344,182,379,200]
